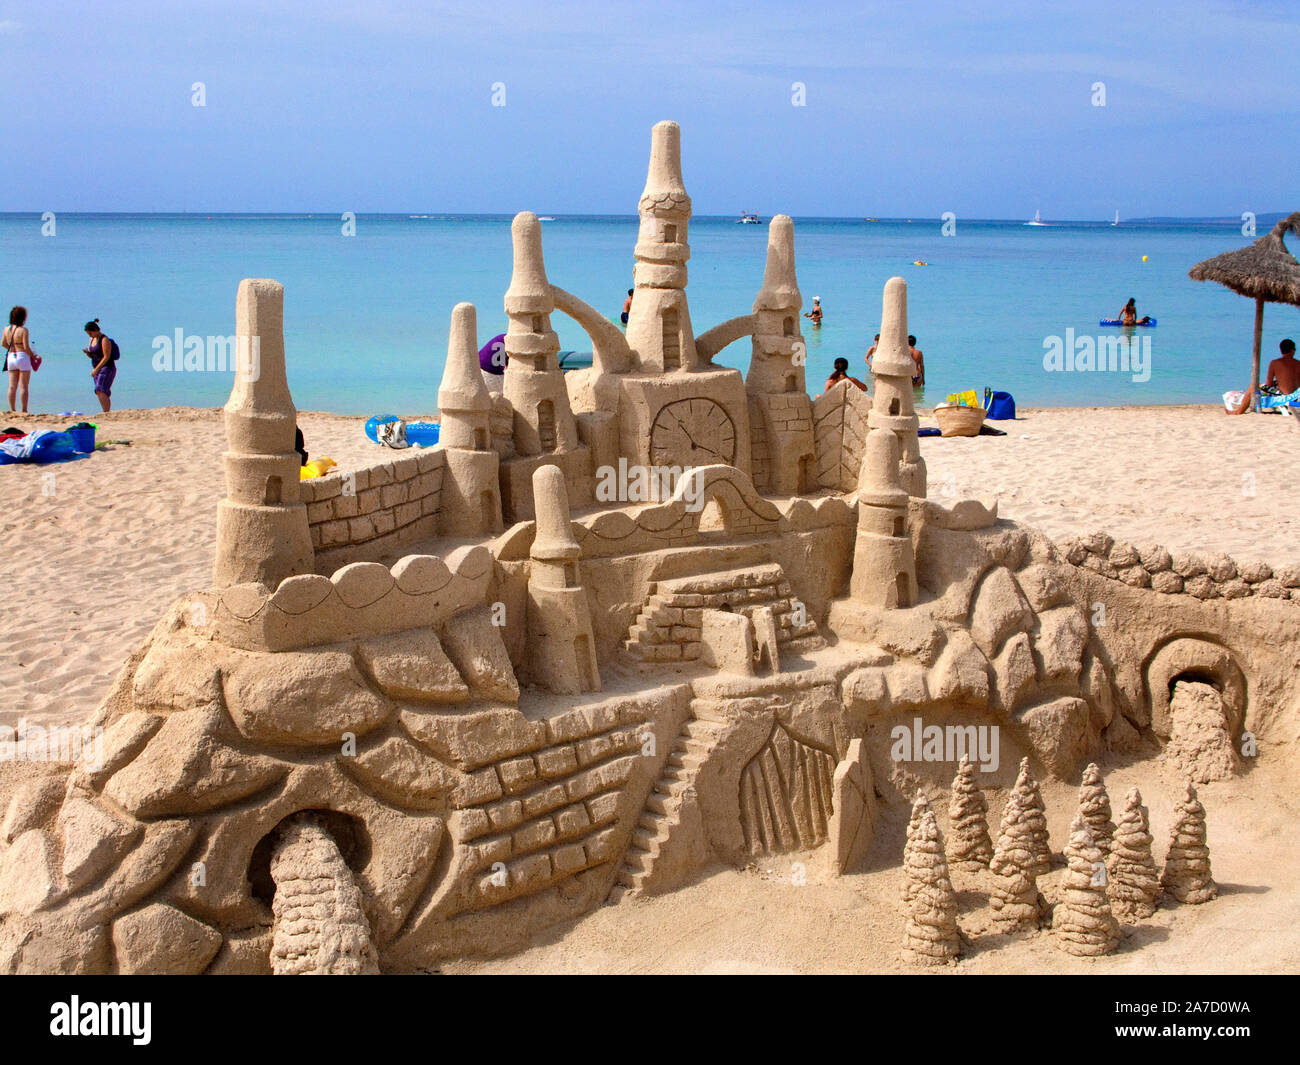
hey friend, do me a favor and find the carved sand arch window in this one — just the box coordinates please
[739,722,836,855]
[474,426,489,450]
[662,308,681,370]
[264,474,282,505]
[664,223,677,243]
[537,399,557,452]
[783,316,795,337]
[697,494,732,535]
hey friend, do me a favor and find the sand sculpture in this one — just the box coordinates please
[988,779,1046,931]
[946,756,992,871]
[1162,782,1217,904]
[1076,762,1116,857]
[1010,758,1052,876]
[1106,786,1161,921]
[901,790,934,904]
[0,120,1285,974]
[1052,816,1121,956]
[901,808,961,965]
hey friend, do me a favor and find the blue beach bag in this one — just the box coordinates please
[986,391,1016,420]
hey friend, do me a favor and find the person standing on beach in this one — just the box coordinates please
[804,296,823,326]
[908,335,925,387]
[825,357,867,393]
[621,289,633,325]
[83,319,119,413]
[865,333,880,371]
[3,306,39,414]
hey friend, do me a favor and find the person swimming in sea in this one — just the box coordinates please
[1118,298,1152,327]
[825,357,867,393]
[804,296,823,326]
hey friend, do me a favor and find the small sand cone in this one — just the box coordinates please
[947,755,993,871]
[901,790,933,904]
[1053,815,1120,956]
[1161,781,1217,904]
[1011,757,1051,875]
[1106,787,1161,921]
[1077,763,1117,857]
[988,788,1043,931]
[902,808,961,966]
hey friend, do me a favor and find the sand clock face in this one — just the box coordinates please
[650,399,736,467]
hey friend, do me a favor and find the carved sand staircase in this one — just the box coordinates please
[623,563,822,664]
[609,704,723,900]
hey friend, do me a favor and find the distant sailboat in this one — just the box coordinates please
[1111,210,1120,226]
[1025,209,1047,227]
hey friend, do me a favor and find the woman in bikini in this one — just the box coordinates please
[3,306,40,414]
[1118,298,1151,327]
[83,319,119,412]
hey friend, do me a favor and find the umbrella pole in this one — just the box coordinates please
[1251,297,1264,409]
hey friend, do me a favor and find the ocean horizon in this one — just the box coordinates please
[3,212,1294,418]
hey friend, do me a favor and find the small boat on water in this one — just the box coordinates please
[1025,209,1047,227]
[1111,210,1120,226]
[538,216,555,221]
[737,210,761,224]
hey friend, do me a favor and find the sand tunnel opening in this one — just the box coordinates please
[248,809,371,909]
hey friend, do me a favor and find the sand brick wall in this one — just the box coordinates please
[300,449,446,571]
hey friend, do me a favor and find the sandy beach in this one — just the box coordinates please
[3,403,1297,732]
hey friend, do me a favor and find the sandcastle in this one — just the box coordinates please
[0,120,1293,974]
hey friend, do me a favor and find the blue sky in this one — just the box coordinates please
[1,0,1295,217]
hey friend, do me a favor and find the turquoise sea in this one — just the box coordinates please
[2,213,1294,417]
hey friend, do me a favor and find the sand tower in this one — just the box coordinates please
[527,464,600,694]
[850,427,918,608]
[436,302,503,537]
[503,211,578,457]
[625,120,698,374]
[868,277,926,498]
[214,278,314,588]
[746,215,816,493]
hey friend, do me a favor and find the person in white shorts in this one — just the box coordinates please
[3,306,40,414]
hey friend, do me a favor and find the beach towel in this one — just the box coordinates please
[0,430,77,464]
[1258,386,1300,410]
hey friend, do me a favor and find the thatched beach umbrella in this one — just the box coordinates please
[1189,212,1300,402]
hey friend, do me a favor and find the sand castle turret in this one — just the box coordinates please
[1053,816,1120,956]
[747,215,805,396]
[436,303,503,537]
[1077,763,1117,857]
[1106,786,1161,920]
[626,121,697,373]
[745,215,817,493]
[504,211,579,457]
[901,807,961,966]
[988,783,1045,931]
[947,755,993,871]
[1161,781,1217,904]
[527,464,600,694]
[214,278,314,589]
[850,428,918,608]
[867,277,926,498]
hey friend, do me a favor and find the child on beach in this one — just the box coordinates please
[83,319,119,413]
[825,356,867,393]
[3,306,40,414]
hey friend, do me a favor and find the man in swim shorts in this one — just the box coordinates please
[908,335,925,387]
[1226,339,1300,414]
